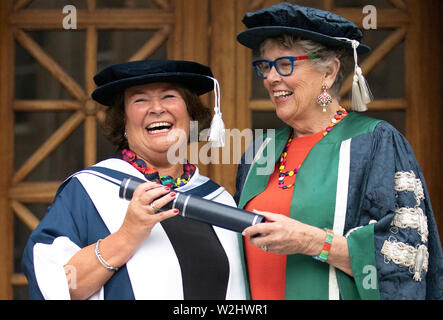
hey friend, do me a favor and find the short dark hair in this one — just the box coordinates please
[102,84,212,149]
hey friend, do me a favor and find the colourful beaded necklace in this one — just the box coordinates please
[278,107,348,190]
[121,149,196,189]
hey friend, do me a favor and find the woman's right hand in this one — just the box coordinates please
[117,182,179,248]
[65,182,178,300]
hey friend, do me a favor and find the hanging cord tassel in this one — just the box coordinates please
[352,73,365,111]
[356,65,373,105]
[207,77,225,147]
[335,38,373,112]
[349,40,372,111]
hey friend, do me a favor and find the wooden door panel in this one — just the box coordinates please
[1,0,211,299]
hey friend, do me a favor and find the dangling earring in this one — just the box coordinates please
[124,131,128,139]
[317,84,333,112]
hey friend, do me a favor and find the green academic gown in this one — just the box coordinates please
[234,112,443,300]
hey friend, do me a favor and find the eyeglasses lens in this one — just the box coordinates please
[276,58,293,76]
[255,61,270,78]
[254,57,294,78]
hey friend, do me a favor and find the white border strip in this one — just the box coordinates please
[329,138,352,300]
[244,137,272,185]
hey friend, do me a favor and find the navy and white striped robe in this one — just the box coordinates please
[22,158,246,300]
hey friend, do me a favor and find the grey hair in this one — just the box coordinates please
[258,34,353,99]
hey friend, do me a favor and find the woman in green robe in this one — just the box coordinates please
[234,3,443,300]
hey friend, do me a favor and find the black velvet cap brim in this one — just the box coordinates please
[237,26,371,54]
[91,72,214,107]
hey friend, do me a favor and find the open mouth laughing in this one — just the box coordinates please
[146,121,173,135]
[273,90,293,102]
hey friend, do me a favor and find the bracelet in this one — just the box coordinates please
[312,228,334,263]
[95,239,119,272]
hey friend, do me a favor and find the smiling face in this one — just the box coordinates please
[261,39,326,126]
[124,82,191,163]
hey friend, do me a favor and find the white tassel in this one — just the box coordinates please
[356,66,373,105]
[208,112,225,147]
[352,74,367,112]
[334,37,373,112]
[207,77,225,147]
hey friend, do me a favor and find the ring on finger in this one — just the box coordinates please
[150,202,157,213]
[262,245,268,252]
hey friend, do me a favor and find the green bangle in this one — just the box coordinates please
[313,228,334,263]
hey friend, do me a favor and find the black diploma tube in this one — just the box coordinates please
[119,177,265,233]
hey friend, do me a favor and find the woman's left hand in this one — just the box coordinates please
[242,209,324,256]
